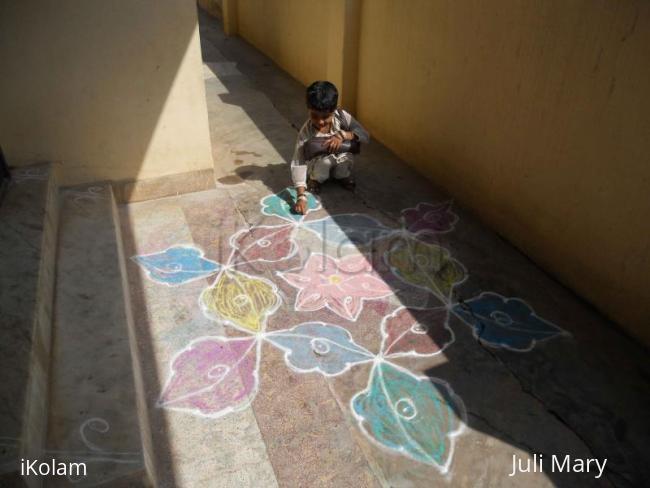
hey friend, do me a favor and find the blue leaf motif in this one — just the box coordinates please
[452,292,567,351]
[303,214,395,247]
[132,246,221,286]
[351,362,465,471]
[261,188,320,222]
[265,323,374,376]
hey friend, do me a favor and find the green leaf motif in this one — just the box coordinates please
[385,238,466,300]
[352,362,465,471]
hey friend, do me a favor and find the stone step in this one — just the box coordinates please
[44,184,147,487]
[0,164,58,488]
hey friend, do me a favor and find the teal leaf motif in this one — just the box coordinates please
[352,362,465,471]
[265,323,374,376]
[303,214,395,248]
[260,188,320,222]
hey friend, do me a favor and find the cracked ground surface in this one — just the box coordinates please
[117,9,650,487]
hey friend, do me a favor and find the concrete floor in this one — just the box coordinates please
[120,9,649,487]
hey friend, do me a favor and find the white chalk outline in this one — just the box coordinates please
[277,253,393,322]
[400,200,459,237]
[300,213,398,248]
[65,185,107,204]
[131,244,221,287]
[43,418,144,485]
[0,434,143,475]
[79,417,111,452]
[384,236,468,304]
[11,167,49,182]
[45,449,141,456]
[157,335,262,419]
[259,188,322,223]
[380,305,456,359]
[199,268,282,335]
[350,359,466,474]
[450,292,570,352]
[264,322,375,377]
[229,223,299,264]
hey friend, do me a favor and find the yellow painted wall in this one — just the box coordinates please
[230,0,650,344]
[236,0,329,87]
[356,0,650,344]
[232,0,360,109]
[0,0,213,186]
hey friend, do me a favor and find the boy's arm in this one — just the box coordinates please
[341,110,370,144]
[290,128,309,214]
[290,128,308,190]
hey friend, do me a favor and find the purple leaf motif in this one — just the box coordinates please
[402,202,458,240]
[158,336,259,418]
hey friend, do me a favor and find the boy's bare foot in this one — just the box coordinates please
[338,176,356,191]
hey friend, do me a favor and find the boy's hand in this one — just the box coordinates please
[326,134,343,153]
[326,131,355,153]
[295,191,308,215]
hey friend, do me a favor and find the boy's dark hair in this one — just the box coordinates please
[306,81,338,112]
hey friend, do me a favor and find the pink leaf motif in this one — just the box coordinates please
[158,336,259,418]
[382,307,454,357]
[231,224,296,264]
[402,202,458,240]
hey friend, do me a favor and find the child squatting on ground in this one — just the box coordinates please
[291,81,370,215]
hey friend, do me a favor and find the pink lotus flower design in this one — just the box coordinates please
[279,253,393,321]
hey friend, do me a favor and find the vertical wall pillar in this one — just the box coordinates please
[222,0,238,37]
[327,0,362,114]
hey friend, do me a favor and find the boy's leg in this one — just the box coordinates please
[333,154,355,190]
[332,153,353,179]
[309,155,335,183]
